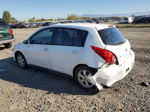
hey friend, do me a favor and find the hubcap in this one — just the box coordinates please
[78,70,93,88]
[17,55,25,67]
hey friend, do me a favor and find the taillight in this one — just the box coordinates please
[91,46,117,64]
[8,30,13,35]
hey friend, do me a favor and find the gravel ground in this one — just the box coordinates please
[0,28,150,112]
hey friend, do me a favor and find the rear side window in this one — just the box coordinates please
[73,30,87,46]
[54,28,88,46]
[98,28,126,45]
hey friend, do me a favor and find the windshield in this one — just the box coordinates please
[98,28,126,45]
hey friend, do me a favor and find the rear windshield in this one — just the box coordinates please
[0,20,8,29]
[98,28,126,45]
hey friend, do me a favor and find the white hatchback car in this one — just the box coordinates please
[13,23,135,91]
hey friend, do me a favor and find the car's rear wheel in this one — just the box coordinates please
[4,43,12,48]
[74,66,98,91]
[15,52,27,69]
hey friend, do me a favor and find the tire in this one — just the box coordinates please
[4,43,12,48]
[15,52,27,69]
[74,66,98,92]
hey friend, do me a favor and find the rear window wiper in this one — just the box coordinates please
[116,41,125,45]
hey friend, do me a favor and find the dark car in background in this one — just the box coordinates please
[0,19,14,48]
[132,16,150,24]
[10,22,41,29]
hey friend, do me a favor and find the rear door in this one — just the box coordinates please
[50,28,88,74]
[98,28,131,64]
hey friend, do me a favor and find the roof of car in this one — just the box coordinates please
[46,23,115,30]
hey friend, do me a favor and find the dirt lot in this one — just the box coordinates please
[0,28,150,112]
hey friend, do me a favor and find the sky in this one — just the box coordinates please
[0,0,150,21]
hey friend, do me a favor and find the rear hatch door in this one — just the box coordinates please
[0,20,9,30]
[0,20,11,40]
[98,27,130,65]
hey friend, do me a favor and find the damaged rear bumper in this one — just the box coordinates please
[88,50,135,90]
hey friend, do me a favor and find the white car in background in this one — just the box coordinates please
[13,23,135,91]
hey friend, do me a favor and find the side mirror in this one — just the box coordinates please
[23,40,29,45]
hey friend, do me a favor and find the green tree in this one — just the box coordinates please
[2,11,12,23]
[67,14,80,20]
[11,17,17,23]
[28,17,54,22]
[28,17,36,22]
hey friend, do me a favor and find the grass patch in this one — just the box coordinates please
[116,24,150,28]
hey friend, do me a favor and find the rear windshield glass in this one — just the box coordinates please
[98,28,126,45]
[0,20,8,29]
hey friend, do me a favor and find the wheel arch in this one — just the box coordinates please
[73,64,97,79]
[14,51,23,59]
[14,51,27,63]
[14,50,28,68]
